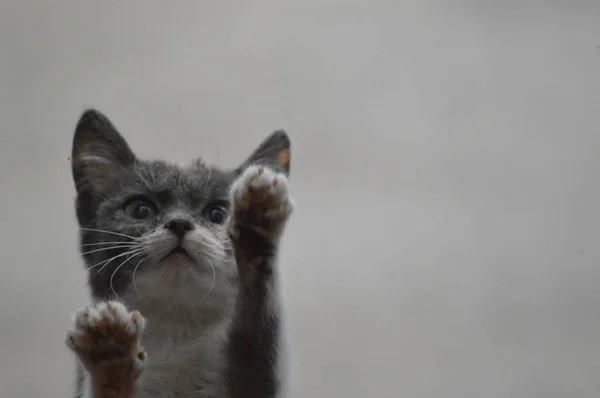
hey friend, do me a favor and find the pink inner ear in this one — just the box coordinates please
[277,150,290,168]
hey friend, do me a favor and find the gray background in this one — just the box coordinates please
[1,1,600,397]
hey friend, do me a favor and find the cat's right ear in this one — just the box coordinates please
[236,130,291,176]
[71,109,136,197]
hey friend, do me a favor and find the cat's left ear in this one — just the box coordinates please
[71,109,136,197]
[237,130,291,176]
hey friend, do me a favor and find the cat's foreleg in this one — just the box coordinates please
[225,165,294,398]
[66,301,147,398]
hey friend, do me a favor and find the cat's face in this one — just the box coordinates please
[78,159,237,303]
[71,110,290,303]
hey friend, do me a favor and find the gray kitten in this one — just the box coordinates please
[64,110,294,398]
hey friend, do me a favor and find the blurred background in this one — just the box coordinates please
[2,1,600,397]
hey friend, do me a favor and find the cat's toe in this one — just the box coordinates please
[228,165,294,241]
[66,301,146,359]
[231,165,293,217]
[66,302,147,397]
[66,329,90,351]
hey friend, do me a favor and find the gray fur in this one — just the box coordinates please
[69,109,291,398]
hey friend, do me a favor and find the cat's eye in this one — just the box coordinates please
[204,203,228,224]
[124,198,157,220]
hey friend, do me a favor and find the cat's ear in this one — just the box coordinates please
[71,109,136,196]
[237,130,291,176]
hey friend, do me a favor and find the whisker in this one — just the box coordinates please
[109,251,144,301]
[85,249,139,273]
[90,249,144,273]
[132,256,147,300]
[79,228,139,241]
[80,241,138,247]
[196,253,216,304]
[80,245,140,257]
[203,166,213,187]
[186,233,227,259]
[134,164,153,191]
[96,249,144,274]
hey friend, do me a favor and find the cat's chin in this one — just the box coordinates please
[158,257,198,282]
[131,261,208,302]
[161,249,196,266]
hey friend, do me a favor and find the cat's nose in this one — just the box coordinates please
[165,219,194,239]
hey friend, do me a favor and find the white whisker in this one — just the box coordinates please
[79,227,139,241]
[134,163,153,190]
[196,253,216,304]
[93,249,144,274]
[109,251,144,301]
[132,256,147,300]
[80,241,138,247]
[187,233,227,260]
[86,248,141,272]
[203,166,213,187]
[80,245,140,256]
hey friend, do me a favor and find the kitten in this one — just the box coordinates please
[64,109,294,398]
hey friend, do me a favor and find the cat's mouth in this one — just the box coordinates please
[163,246,194,262]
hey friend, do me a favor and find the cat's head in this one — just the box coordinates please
[71,109,290,304]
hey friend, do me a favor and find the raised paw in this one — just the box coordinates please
[228,165,294,240]
[66,301,146,396]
